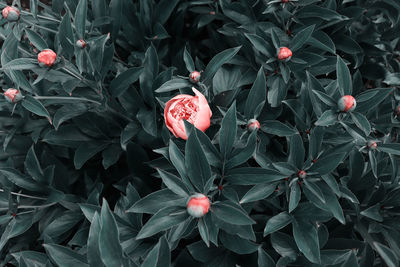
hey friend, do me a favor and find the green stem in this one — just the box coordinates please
[33,96,102,105]
[0,188,47,200]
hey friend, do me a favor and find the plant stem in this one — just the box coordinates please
[33,96,102,105]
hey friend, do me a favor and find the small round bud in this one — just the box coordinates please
[297,170,307,179]
[37,49,57,67]
[189,71,201,83]
[2,6,20,21]
[76,39,86,49]
[4,88,23,103]
[367,141,377,150]
[338,95,356,112]
[247,119,260,132]
[278,47,292,60]
[281,0,289,3]
[187,193,210,218]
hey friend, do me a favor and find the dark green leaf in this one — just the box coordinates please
[212,201,255,225]
[292,219,320,264]
[264,212,292,236]
[245,67,266,119]
[220,102,237,159]
[203,46,241,82]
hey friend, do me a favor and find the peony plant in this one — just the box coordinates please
[0,0,400,266]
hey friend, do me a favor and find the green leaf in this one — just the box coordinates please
[154,0,179,25]
[198,218,210,247]
[264,212,292,236]
[315,110,337,126]
[157,169,189,197]
[360,203,383,222]
[59,12,74,58]
[87,212,105,267]
[303,180,326,204]
[75,0,87,38]
[226,131,257,169]
[99,199,124,267]
[244,33,273,57]
[226,167,287,185]
[74,142,108,169]
[220,102,237,159]
[136,206,188,239]
[142,236,171,267]
[312,89,336,106]
[240,183,276,204]
[258,247,275,267]
[110,67,143,97]
[219,231,258,254]
[155,78,192,93]
[22,96,51,123]
[271,232,298,260]
[186,130,212,192]
[109,0,122,38]
[25,29,48,51]
[44,244,88,266]
[290,25,315,51]
[337,56,352,95]
[203,46,241,82]
[1,58,38,71]
[53,103,88,130]
[261,120,297,136]
[310,153,346,175]
[127,189,185,214]
[377,144,400,155]
[292,219,320,264]
[350,112,371,136]
[183,46,195,73]
[212,201,255,225]
[245,67,266,119]
[24,145,44,183]
[288,134,305,169]
[373,242,398,267]
[289,182,301,213]
[270,29,280,49]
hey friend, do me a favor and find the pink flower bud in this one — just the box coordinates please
[187,193,210,218]
[2,6,19,21]
[338,95,356,112]
[367,141,377,150]
[247,119,260,131]
[164,87,212,140]
[37,49,57,67]
[4,88,23,103]
[76,39,86,49]
[278,47,292,60]
[297,170,307,179]
[189,71,201,83]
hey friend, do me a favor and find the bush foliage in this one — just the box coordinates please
[1,0,400,266]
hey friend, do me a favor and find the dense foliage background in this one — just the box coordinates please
[1,0,400,266]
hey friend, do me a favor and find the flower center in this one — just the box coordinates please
[170,98,198,122]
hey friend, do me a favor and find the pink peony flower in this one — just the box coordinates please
[4,88,23,103]
[338,95,356,112]
[76,39,86,49]
[187,193,210,218]
[278,47,292,60]
[297,170,307,179]
[247,119,260,131]
[2,6,19,21]
[38,49,57,67]
[164,87,212,140]
[189,71,201,83]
